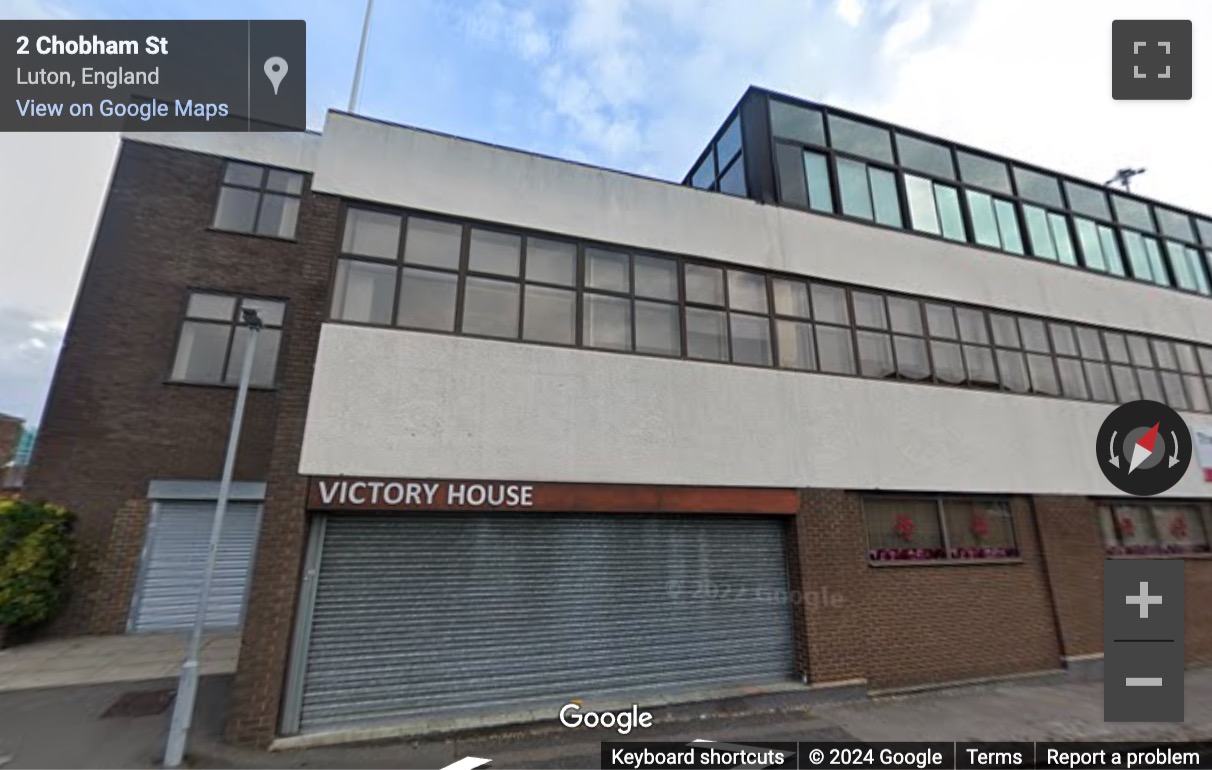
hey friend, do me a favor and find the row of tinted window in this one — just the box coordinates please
[329,206,1212,414]
[768,98,1212,296]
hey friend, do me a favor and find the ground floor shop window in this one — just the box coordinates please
[1099,502,1212,556]
[864,496,1018,563]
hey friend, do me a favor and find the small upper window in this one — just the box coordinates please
[212,161,304,239]
[769,99,826,146]
[1064,181,1111,222]
[1112,194,1156,232]
[716,114,743,168]
[827,115,894,163]
[171,291,285,388]
[955,152,1011,195]
[1013,167,1063,208]
[895,134,955,179]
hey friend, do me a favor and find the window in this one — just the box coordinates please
[524,239,578,345]
[837,158,902,227]
[1156,208,1195,241]
[1112,194,1155,232]
[726,269,772,366]
[905,175,965,241]
[769,100,826,146]
[212,161,304,239]
[718,154,747,197]
[827,115,894,163]
[716,114,743,169]
[1198,219,1212,247]
[1175,342,1210,412]
[685,263,726,361]
[895,134,955,179]
[463,229,523,338]
[1164,241,1210,295]
[690,153,715,190]
[956,152,1011,194]
[925,302,964,384]
[1064,181,1111,221]
[1100,503,1211,556]
[775,145,833,212]
[966,191,1023,254]
[1073,217,1126,276]
[1013,167,1063,208]
[865,497,1018,563]
[1021,205,1074,264]
[810,284,855,375]
[171,292,284,387]
[1121,231,1170,286]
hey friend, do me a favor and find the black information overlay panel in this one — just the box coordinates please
[1,20,305,131]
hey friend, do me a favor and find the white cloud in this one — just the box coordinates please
[837,0,864,27]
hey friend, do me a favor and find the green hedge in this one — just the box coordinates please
[0,499,77,630]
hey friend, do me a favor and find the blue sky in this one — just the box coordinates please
[1,0,1210,426]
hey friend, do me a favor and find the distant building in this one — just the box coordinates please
[0,412,25,493]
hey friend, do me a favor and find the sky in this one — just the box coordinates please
[1,0,1210,425]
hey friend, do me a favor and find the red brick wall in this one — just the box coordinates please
[1186,559,1212,665]
[1032,496,1104,660]
[793,489,1061,690]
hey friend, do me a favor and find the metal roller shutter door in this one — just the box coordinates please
[129,501,263,633]
[295,512,796,732]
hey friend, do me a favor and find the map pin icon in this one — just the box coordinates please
[264,56,288,95]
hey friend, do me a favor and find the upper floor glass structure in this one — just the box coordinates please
[684,87,1212,301]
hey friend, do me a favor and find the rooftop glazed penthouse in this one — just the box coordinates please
[23,87,1212,750]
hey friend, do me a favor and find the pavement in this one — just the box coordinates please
[1,668,1211,769]
[0,632,239,692]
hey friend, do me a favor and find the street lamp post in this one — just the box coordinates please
[163,308,263,768]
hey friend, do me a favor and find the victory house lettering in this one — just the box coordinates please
[316,479,534,509]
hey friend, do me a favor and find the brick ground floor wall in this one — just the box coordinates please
[90,499,153,634]
[1185,559,1212,665]
[792,489,1062,690]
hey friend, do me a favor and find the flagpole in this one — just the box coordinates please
[348,0,375,112]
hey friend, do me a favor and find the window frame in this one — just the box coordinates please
[210,160,306,241]
[167,289,287,389]
[1099,502,1212,558]
[863,495,1021,565]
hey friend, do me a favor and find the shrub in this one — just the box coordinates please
[0,499,77,630]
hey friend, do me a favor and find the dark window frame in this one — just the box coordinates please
[863,495,1021,565]
[1099,501,1212,558]
[210,160,306,241]
[167,288,287,389]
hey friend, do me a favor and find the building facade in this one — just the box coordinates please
[25,87,1212,748]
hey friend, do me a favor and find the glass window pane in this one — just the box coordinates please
[905,175,940,235]
[1075,218,1105,271]
[728,269,768,313]
[870,168,902,227]
[213,187,259,233]
[864,498,944,555]
[837,158,873,220]
[989,314,1020,348]
[1152,339,1177,370]
[852,291,887,329]
[1199,219,1212,246]
[1166,241,1196,291]
[997,349,1029,393]
[1122,231,1153,281]
[256,195,299,239]
[1076,327,1103,360]
[1111,365,1140,402]
[635,300,681,357]
[1188,247,1210,294]
[634,255,679,301]
[896,134,954,179]
[1065,182,1111,221]
[1138,368,1163,401]
[803,151,834,213]
[770,100,825,145]
[187,293,235,321]
[1027,354,1060,395]
[1156,208,1195,241]
[956,308,988,344]
[404,217,462,270]
[1023,205,1055,260]
[685,263,725,305]
[1143,237,1170,286]
[717,114,742,166]
[1127,335,1153,367]
[397,268,458,332]
[469,229,521,276]
[811,284,849,324]
[265,169,303,194]
[691,154,715,190]
[994,199,1023,254]
[816,325,856,374]
[331,259,396,325]
[1104,332,1129,363]
[1112,195,1155,231]
[719,156,747,197]
[1161,371,1188,410]
[775,143,807,207]
[964,345,998,387]
[1085,362,1115,402]
[856,331,894,378]
[730,314,772,366]
[925,303,957,339]
[943,500,1017,554]
[1175,343,1200,373]
[1019,318,1050,353]
[522,285,575,345]
[1013,167,1063,208]
[935,185,966,241]
[777,320,815,370]
[1098,226,1126,276]
[1050,324,1078,356]
[584,293,631,351]
[894,335,929,380]
[888,297,922,335]
[526,238,576,286]
[956,151,1011,193]
[686,307,727,361]
[828,115,893,162]
[461,277,520,339]
[223,163,264,189]
[172,321,230,383]
[585,247,630,293]
[1201,347,1212,373]
[225,327,281,387]
[239,298,285,327]
[1048,213,1076,265]
[931,341,964,383]
[966,190,999,248]
[1184,375,1209,412]
[1057,358,1089,399]
[772,279,810,318]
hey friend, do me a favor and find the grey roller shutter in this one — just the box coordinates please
[295,513,795,732]
[130,501,262,633]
